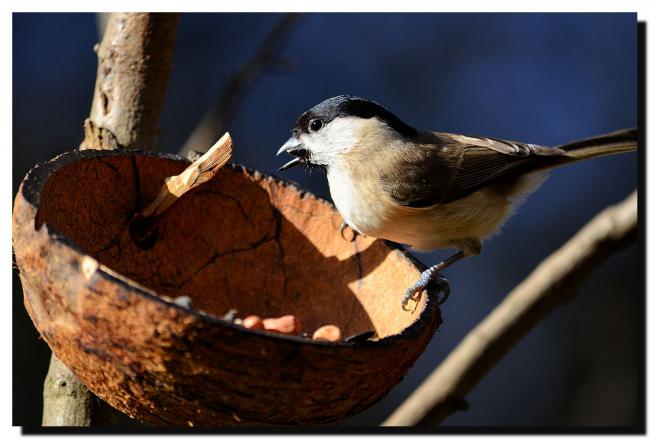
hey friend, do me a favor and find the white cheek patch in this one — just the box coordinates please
[302,117,394,164]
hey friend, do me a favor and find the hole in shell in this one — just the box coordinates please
[128,214,159,250]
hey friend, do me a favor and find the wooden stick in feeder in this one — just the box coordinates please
[143,132,233,218]
[130,132,233,246]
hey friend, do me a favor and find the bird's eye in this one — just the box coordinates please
[309,119,323,132]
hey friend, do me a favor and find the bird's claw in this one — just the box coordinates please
[401,268,450,311]
[401,287,423,311]
[339,222,359,242]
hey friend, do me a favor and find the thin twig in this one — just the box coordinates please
[178,13,304,157]
[383,191,637,427]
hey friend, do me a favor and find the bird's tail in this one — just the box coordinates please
[557,128,637,160]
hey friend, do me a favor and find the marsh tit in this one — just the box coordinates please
[277,95,637,310]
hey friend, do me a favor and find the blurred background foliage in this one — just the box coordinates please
[13,13,639,427]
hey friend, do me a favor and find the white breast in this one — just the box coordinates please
[326,165,384,235]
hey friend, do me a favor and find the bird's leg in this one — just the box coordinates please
[402,250,467,311]
[339,221,360,242]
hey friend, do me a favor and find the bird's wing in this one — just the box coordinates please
[381,132,565,207]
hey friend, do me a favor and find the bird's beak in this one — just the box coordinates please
[277,136,306,171]
[277,136,302,156]
[278,157,301,171]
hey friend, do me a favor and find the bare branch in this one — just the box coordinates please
[42,355,117,426]
[81,13,180,151]
[178,13,303,157]
[383,190,637,427]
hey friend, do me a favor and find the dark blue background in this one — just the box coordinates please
[13,13,640,427]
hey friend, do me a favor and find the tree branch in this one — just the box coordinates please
[42,12,179,426]
[81,13,180,151]
[383,190,637,427]
[42,355,117,426]
[178,13,303,157]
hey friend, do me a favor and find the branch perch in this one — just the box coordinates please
[383,190,637,427]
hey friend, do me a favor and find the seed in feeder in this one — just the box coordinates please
[312,325,342,342]
[242,315,264,330]
[262,315,302,335]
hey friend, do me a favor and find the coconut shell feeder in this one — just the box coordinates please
[13,134,442,426]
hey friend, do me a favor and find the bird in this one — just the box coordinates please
[276,95,637,310]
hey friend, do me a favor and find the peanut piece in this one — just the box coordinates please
[242,315,264,330]
[262,315,302,335]
[312,325,342,342]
